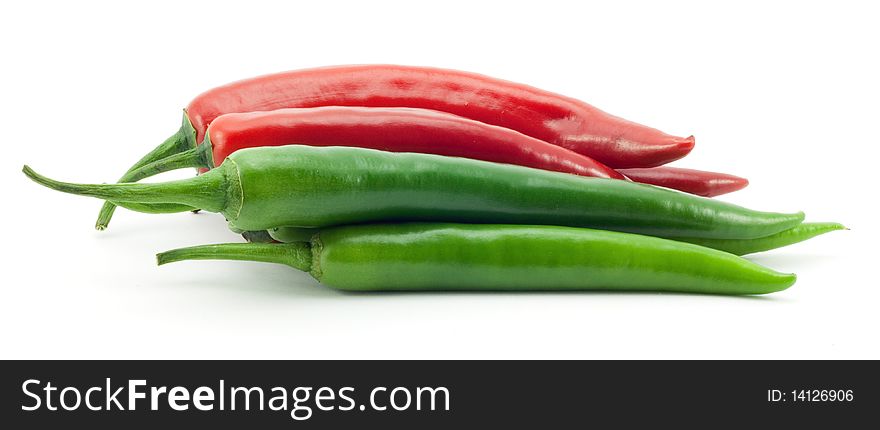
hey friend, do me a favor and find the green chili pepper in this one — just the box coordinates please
[23,145,803,239]
[156,223,796,295]
[673,222,847,256]
[258,221,844,255]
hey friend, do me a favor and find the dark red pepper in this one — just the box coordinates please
[619,167,749,197]
[186,65,694,168]
[129,107,626,182]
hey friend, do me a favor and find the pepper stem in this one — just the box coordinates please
[109,201,202,215]
[22,164,228,213]
[157,242,313,272]
[126,139,215,183]
[95,112,198,230]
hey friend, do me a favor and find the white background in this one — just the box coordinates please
[1,0,877,359]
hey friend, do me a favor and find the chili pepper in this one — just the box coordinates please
[156,223,796,295]
[208,107,627,178]
[188,65,695,167]
[673,222,846,256]
[619,167,749,197]
[96,65,695,228]
[107,106,627,187]
[24,145,803,239]
[262,221,843,255]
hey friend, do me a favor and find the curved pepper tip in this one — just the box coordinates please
[708,174,749,197]
[752,271,797,295]
[644,135,695,167]
[824,222,849,232]
[777,272,798,293]
[675,135,696,153]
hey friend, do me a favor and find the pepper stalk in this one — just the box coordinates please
[94,112,199,229]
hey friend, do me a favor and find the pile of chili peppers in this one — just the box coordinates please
[23,65,843,295]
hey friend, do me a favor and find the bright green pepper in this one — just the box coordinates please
[23,145,803,239]
[157,223,796,295]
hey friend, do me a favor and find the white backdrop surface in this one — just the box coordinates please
[1,1,876,358]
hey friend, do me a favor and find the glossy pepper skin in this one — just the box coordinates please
[156,223,796,295]
[208,107,624,178]
[136,108,751,197]
[619,167,749,197]
[258,222,845,255]
[187,65,694,168]
[125,106,624,180]
[24,145,803,239]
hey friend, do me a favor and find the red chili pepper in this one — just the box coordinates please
[618,167,749,197]
[132,108,751,198]
[186,65,694,168]
[132,107,626,182]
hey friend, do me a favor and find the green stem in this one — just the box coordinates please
[105,140,215,216]
[95,113,198,230]
[22,164,228,213]
[110,200,201,215]
[157,242,313,272]
[125,140,214,183]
